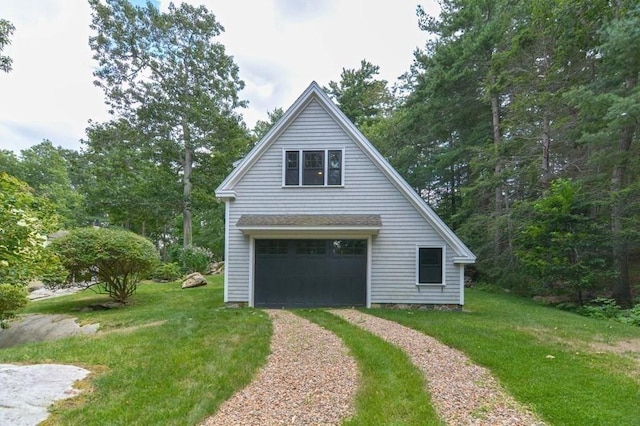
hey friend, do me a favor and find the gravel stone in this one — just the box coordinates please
[203,309,358,426]
[331,309,545,426]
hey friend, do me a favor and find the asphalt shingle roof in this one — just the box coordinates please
[236,214,382,228]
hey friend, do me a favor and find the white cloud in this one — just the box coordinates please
[0,0,438,153]
[0,0,110,153]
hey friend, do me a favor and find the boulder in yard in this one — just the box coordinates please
[181,272,207,289]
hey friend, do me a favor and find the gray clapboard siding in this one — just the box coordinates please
[225,98,464,305]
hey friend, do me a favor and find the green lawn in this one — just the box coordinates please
[0,277,272,425]
[370,289,640,426]
[1,283,638,425]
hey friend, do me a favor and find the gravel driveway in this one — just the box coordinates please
[203,309,358,425]
[332,309,545,425]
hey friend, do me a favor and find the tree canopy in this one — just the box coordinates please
[89,0,248,248]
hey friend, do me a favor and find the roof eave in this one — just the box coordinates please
[215,189,237,200]
[237,225,381,237]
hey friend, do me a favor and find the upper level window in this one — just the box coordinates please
[284,149,343,186]
[417,247,444,285]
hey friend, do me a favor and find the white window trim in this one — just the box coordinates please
[415,245,446,286]
[281,148,345,187]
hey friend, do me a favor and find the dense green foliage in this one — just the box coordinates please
[1,141,87,227]
[0,173,62,325]
[168,245,213,274]
[49,227,160,303]
[515,179,610,303]
[150,262,183,282]
[0,284,26,328]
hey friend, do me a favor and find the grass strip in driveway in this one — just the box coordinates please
[296,309,443,426]
[0,277,272,426]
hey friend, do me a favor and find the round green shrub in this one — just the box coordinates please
[50,227,160,303]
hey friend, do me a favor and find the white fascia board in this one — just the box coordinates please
[214,190,237,200]
[452,256,477,264]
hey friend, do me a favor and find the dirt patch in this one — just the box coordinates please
[97,320,167,336]
[589,339,640,357]
[521,326,640,381]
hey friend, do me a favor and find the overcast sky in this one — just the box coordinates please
[0,0,438,154]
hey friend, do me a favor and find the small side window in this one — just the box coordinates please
[328,150,342,185]
[418,247,443,284]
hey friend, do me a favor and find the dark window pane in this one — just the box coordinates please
[333,240,366,255]
[329,150,341,169]
[296,240,326,255]
[328,169,341,186]
[303,168,324,185]
[256,240,288,255]
[304,151,323,168]
[285,151,299,185]
[286,169,299,185]
[328,150,342,185]
[418,248,443,283]
[302,151,324,185]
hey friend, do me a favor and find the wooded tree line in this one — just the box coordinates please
[338,0,639,307]
[1,0,638,307]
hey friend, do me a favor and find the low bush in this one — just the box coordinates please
[169,245,212,274]
[151,262,182,282]
[0,284,27,328]
[571,297,640,327]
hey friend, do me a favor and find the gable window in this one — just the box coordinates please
[285,151,299,185]
[284,149,343,186]
[417,247,444,285]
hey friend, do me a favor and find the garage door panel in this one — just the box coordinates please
[254,239,366,308]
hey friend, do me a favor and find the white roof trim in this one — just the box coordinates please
[215,81,476,262]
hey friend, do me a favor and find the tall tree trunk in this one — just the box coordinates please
[611,77,636,307]
[182,122,193,248]
[491,91,503,256]
[541,109,551,187]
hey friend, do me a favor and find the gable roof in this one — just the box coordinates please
[215,81,476,263]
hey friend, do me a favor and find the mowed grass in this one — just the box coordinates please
[370,289,640,426]
[0,276,271,426]
[3,283,640,425]
[296,309,443,425]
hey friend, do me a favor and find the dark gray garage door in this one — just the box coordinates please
[254,239,366,308]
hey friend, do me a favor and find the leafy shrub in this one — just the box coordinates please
[49,227,160,303]
[0,284,27,328]
[169,245,212,274]
[0,173,62,286]
[626,305,640,327]
[576,297,621,320]
[571,298,640,328]
[151,262,182,282]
